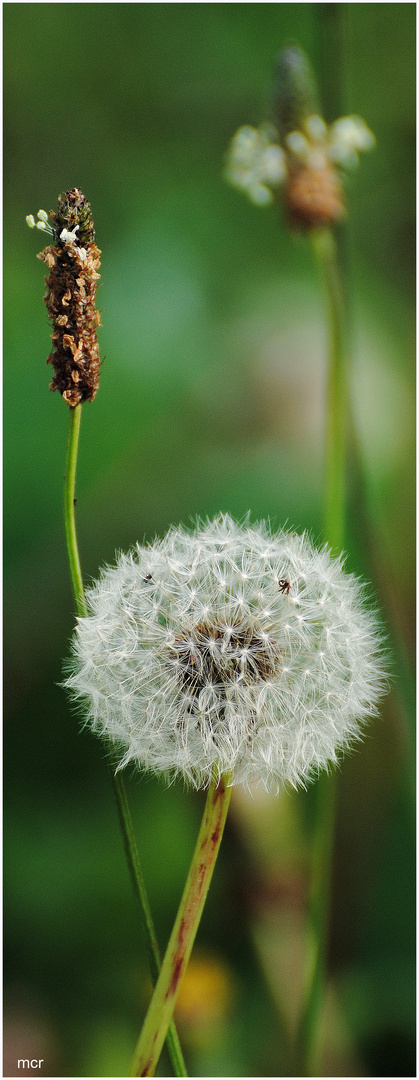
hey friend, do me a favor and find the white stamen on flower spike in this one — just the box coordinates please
[60,224,80,244]
[65,515,387,792]
[26,210,82,243]
[285,130,311,161]
[304,115,328,142]
[224,125,286,206]
[225,111,375,210]
[36,220,54,233]
[26,209,55,235]
[36,209,54,234]
[328,116,376,168]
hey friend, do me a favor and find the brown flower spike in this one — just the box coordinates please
[34,189,101,406]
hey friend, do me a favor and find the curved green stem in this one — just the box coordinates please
[296,228,348,1076]
[129,770,233,1077]
[110,766,162,980]
[63,404,187,1077]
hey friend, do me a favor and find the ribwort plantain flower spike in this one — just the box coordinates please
[65,515,387,792]
[27,191,189,1078]
[224,45,375,227]
[26,189,101,405]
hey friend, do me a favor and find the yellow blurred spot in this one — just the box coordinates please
[175,952,233,1034]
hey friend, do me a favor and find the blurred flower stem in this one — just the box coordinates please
[312,226,347,551]
[296,225,348,1076]
[224,37,372,1070]
[63,403,187,1078]
[129,769,233,1077]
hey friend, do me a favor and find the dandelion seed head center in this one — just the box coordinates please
[168,620,281,698]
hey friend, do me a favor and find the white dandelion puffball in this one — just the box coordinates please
[66,515,387,790]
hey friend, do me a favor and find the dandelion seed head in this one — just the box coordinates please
[65,515,387,791]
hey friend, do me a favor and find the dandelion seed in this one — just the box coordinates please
[65,515,387,791]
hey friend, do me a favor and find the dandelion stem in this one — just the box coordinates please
[63,403,187,1078]
[129,769,233,1078]
[296,226,348,1075]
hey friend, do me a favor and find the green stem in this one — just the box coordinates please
[297,774,336,1076]
[296,227,348,1075]
[63,404,187,1077]
[316,3,348,124]
[64,405,85,616]
[110,766,187,1077]
[129,770,233,1077]
[311,226,347,553]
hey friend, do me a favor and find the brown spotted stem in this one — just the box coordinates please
[129,769,233,1077]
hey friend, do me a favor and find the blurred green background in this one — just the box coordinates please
[4,4,415,1077]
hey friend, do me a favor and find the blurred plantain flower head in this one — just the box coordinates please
[224,46,375,227]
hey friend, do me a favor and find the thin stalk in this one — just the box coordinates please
[63,404,187,1077]
[316,3,348,124]
[311,226,347,553]
[129,769,233,1078]
[296,227,348,1076]
[297,773,336,1076]
[64,405,85,616]
[110,766,187,1077]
